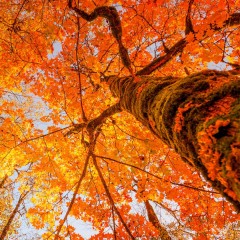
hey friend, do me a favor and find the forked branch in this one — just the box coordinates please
[136,38,187,75]
[69,0,240,76]
[137,12,240,76]
[68,0,134,75]
[65,102,121,136]
[54,130,100,239]
[54,153,90,239]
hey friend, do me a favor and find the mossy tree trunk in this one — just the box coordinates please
[106,70,240,210]
[68,2,240,210]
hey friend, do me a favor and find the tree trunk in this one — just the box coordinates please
[106,70,240,210]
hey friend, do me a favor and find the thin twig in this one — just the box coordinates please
[95,154,219,194]
[92,154,135,239]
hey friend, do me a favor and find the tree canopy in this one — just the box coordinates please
[0,0,240,239]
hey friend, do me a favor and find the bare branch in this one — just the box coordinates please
[76,18,88,122]
[112,206,117,240]
[152,200,183,226]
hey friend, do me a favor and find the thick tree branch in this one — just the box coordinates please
[145,200,171,240]
[86,103,121,131]
[216,12,240,29]
[68,1,134,75]
[65,103,121,136]
[69,1,240,77]
[64,122,86,136]
[185,0,195,34]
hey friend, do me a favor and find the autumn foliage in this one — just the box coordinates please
[0,0,240,239]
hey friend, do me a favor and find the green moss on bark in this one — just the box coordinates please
[108,70,240,210]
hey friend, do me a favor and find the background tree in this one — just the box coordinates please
[0,176,21,238]
[0,0,240,239]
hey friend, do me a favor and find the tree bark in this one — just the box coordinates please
[106,69,240,210]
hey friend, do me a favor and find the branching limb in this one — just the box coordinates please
[65,103,121,136]
[68,1,134,75]
[136,12,240,76]
[54,121,103,239]
[64,122,86,136]
[54,152,91,240]
[152,200,182,227]
[69,1,240,77]
[136,39,187,75]
[54,130,100,239]
[61,102,122,231]
[86,102,121,131]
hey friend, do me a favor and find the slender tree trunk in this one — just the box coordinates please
[145,200,171,240]
[106,69,240,210]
